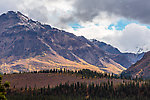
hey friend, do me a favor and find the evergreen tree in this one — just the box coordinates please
[0,75,9,100]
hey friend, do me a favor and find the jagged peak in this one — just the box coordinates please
[0,11,32,22]
[1,11,46,30]
[16,11,30,21]
[6,11,27,17]
[7,11,16,14]
[0,11,30,24]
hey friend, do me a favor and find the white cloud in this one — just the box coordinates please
[66,12,121,38]
[67,21,150,53]
[116,23,150,53]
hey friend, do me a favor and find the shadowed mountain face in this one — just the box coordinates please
[91,39,144,68]
[122,51,150,79]
[0,11,142,74]
[0,11,50,63]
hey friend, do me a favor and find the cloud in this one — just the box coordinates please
[116,23,150,53]
[0,0,75,28]
[67,22,150,53]
[1,0,150,27]
[0,0,21,13]
[73,0,150,24]
[25,6,49,23]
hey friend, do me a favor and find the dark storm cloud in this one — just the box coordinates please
[1,0,150,25]
[73,0,150,24]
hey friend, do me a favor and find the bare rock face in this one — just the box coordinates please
[0,11,128,74]
[122,51,150,79]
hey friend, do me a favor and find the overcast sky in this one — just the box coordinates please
[1,0,150,53]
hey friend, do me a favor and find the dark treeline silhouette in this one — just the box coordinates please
[6,80,150,100]
[9,68,138,80]
[37,68,117,79]
[4,68,145,81]
[32,68,145,80]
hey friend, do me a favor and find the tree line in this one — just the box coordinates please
[10,68,139,80]
[6,80,150,100]
[4,68,145,81]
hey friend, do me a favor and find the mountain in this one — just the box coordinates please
[91,39,144,68]
[122,51,150,79]
[90,39,121,54]
[0,11,139,74]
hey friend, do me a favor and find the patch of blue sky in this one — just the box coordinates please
[108,24,115,30]
[147,26,150,29]
[69,19,150,31]
[69,23,84,31]
[95,24,100,26]
[108,19,138,30]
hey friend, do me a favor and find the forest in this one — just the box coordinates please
[1,69,150,100]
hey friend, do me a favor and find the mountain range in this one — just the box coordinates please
[91,39,144,68]
[0,11,145,75]
[122,51,150,79]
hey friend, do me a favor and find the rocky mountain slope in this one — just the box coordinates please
[91,39,144,68]
[0,11,142,74]
[122,51,150,79]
